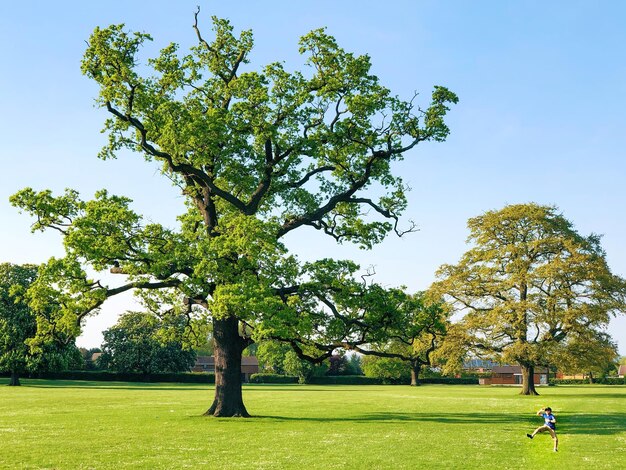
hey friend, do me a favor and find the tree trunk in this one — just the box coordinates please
[410,362,421,386]
[204,316,250,417]
[588,372,594,384]
[520,364,538,395]
[8,371,21,386]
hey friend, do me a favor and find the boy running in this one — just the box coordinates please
[527,407,558,451]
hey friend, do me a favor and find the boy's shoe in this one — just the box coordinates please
[526,434,533,439]
[554,449,558,452]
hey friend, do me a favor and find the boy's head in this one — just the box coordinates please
[544,407,552,413]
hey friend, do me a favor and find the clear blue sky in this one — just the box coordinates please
[1,1,625,353]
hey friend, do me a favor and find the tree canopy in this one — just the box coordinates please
[551,332,618,382]
[431,203,626,395]
[0,263,81,385]
[11,12,456,415]
[331,291,449,385]
[99,311,196,375]
[0,263,38,385]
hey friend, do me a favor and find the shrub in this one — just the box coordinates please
[550,377,625,385]
[420,377,478,385]
[249,373,298,384]
[308,375,382,385]
[25,370,215,383]
[361,356,411,382]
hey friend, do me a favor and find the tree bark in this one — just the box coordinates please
[410,362,421,386]
[520,364,538,395]
[204,316,250,417]
[8,370,21,386]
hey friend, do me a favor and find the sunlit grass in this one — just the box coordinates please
[0,380,624,469]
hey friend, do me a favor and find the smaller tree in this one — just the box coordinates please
[324,352,363,375]
[283,350,316,384]
[346,292,448,385]
[27,342,84,374]
[551,332,618,383]
[431,203,626,395]
[100,311,196,376]
[346,354,363,375]
[1,263,82,385]
[362,355,410,383]
[256,340,291,375]
[0,264,38,386]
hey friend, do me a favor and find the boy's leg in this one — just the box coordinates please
[531,425,549,437]
[547,428,558,450]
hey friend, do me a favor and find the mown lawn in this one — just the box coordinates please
[0,380,624,469]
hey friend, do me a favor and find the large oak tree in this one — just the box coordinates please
[431,203,626,395]
[11,12,456,415]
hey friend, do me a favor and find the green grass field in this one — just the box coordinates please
[0,380,624,469]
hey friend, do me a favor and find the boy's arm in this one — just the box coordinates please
[536,409,545,416]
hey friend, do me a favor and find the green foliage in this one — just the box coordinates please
[344,291,449,383]
[0,263,38,378]
[249,373,298,384]
[362,355,411,382]
[79,347,103,370]
[307,375,381,385]
[27,342,84,373]
[18,370,215,383]
[193,334,215,357]
[419,377,478,385]
[550,377,625,385]
[0,263,81,383]
[432,203,626,389]
[346,354,363,375]
[100,311,196,375]
[10,14,455,407]
[550,333,618,378]
[283,350,316,384]
[256,340,291,374]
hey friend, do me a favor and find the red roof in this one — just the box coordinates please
[492,365,548,374]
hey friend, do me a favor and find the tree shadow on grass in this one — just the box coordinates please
[546,391,626,400]
[253,411,626,436]
[560,413,626,435]
[253,411,527,424]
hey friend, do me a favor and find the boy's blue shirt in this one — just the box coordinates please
[542,413,556,429]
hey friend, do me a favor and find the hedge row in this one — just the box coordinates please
[248,374,384,385]
[380,377,480,385]
[421,377,479,385]
[308,375,383,385]
[1,370,503,386]
[249,374,299,383]
[248,375,480,385]
[550,377,625,385]
[23,370,215,383]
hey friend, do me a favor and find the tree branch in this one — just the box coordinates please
[105,101,248,213]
